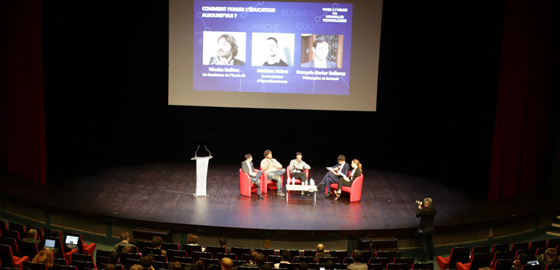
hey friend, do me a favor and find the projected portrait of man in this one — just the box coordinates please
[209,34,245,65]
[263,37,288,66]
[301,37,337,68]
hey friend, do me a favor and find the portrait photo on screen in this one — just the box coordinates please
[204,31,247,66]
[301,34,343,69]
[251,33,295,67]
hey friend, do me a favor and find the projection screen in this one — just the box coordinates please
[169,0,382,111]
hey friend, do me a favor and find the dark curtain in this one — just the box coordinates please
[0,0,46,184]
[488,0,558,201]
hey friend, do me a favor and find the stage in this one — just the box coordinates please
[0,161,558,245]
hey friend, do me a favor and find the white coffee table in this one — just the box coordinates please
[285,184,318,204]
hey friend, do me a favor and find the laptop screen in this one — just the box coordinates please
[44,239,56,248]
[65,235,79,249]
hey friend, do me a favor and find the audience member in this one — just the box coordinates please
[122,246,135,254]
[511,253,529,270]
[141,255,155,270]
[195,260,205,270]
[21,228,44,252]
[130,265,143,270]
[105,264,116,270]
[242,251,260,268]
[325,260,335,270]
[347,250,367,270]
[298,262,309,270]
[254,253,266,269]
[32,249,54,269]
[261,264,273,270]
[170,262,183,270]
[218,238,227,248]
[274,250,292,268]
[115,231,135,251]
[151,236,167,256]
[539,248,559,270]
[187,234,199,245]
[313,243,332,262]
[221,258,233,270]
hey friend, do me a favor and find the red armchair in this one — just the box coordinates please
[0,244,29,270]
[436,247,469,270]
[329,174,364,202]
[286,166,309,185]
[239,168,259,197]
[260,167,283,194]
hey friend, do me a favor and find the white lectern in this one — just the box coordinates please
[191,145,212,197]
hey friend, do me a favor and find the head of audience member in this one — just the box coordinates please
[141,255,155,269]
[221,258,233,270]
[312,37,330,62]
[299,262,309,270]
[216,34,239,60]
[195,260,205,270]
[185,264,195,270]
[130,265,143,270]
[281,250,291,262]
[250,251,259,264]
[187,234,199,245]
[122,246,135,254]
[109,251,120,263]
[50,229,63,238]
[218,238,227,247]
[120,231,131,242]
[263,149,272,159]
[514,253,529,268]
[351,159,362,171]
[32,248,54,268]
[261,263,273,270]
[245,154,253,162]
[152,236,164,249]
[352,250,363,263]
[325,260,335,270]
[337,155,346,165]
[255,253,266,267]
[545,248,558,261]
[27,229,38,240]
[105,264,116,270]
[316,243,326,254]
[170,262,183,270]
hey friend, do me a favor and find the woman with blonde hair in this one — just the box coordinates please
[334,159,362,200]
[32,249,54,269]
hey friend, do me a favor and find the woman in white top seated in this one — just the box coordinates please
[334,159,362,200]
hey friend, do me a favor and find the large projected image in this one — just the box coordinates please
[193,1,353,95]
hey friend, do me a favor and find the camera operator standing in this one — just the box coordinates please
[416,198,436,262]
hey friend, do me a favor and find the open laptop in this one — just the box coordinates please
[64,235,79,250]
[44,238,56,248]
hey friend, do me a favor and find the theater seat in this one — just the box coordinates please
[260,167,283,194]
[239,168,259,197]
[329,174,364,202]
[0,244,29,270]
[436,247,469,270]
[456,252,491,270]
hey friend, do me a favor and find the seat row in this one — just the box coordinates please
[436,239,560,270]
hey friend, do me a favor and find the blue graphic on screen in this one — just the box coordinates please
[193,1,353,95]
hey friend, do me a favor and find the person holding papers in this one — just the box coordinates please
[334,159,362,200]
[317,155,350,198]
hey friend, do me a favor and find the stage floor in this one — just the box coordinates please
[1,161,558,234]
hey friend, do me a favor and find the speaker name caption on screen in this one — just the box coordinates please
[296,70,346,81]
[256,68,288,84]
[203,67,245,78]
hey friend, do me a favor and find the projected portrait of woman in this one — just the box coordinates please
[206,32,246,65]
